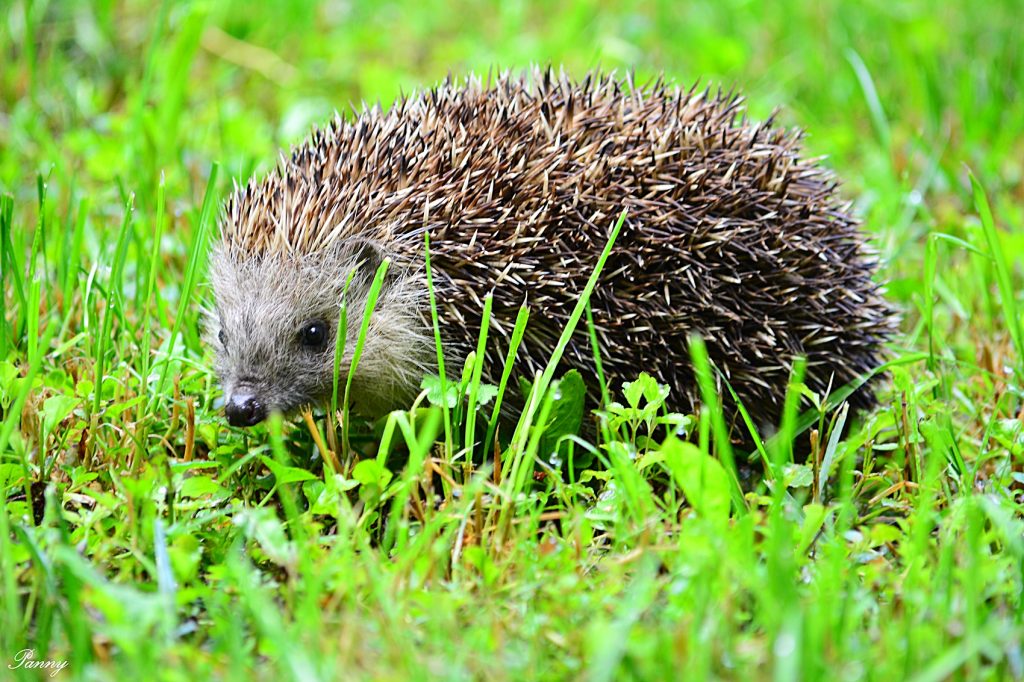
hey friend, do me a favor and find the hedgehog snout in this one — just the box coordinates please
[225,389,268,427]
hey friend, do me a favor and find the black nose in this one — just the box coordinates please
[225,393,267,427]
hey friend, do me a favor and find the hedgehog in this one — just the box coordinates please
[208,68,895,443]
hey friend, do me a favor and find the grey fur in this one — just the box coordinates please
[207,241,435,420]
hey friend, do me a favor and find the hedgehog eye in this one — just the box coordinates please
[218,329,228,347]
[297,319,329,350]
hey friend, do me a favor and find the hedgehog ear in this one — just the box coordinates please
[354,240,384,274]
[340,238,387,278]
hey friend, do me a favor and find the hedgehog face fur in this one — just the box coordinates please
[210,67,896,435]
[208,242,433,425]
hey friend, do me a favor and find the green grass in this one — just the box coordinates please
[2,0,1023,679]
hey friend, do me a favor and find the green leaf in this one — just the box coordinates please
[104,395,144,419]
[659,437,731,523]
[0,463,23,488]
[178,475,227,499]
[259,456,317,485]
[303,476,359,516]
[0,361,18,392]
[351,459,392,488]
[421,374,460,408]
[578,469,612,484]
[41,394,79,437]
[990,419,1024,456]
[169,534,202,584]
[783,463,814,489]
[302,480,326,507]
[473,383,499,408]
[536,370,587,464]
[420,373,498,409]
[635,450,665,471]
[867,523,903,547]
[74,379,94,399]
[622,372,668,410]
[797,503,828,556]
[233,508,296,568]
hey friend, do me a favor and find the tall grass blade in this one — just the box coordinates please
[688,335,747,515]
[342,258,390,457]
[423,232,453,458]
[969,169,1023,370]
[154,163,219,403]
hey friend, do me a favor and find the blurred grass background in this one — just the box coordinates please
[2,0,1022,317]
[2,0,1024,679]
[3,0,1021,202]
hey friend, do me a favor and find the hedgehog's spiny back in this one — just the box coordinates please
[222,69,763,257]
[219,68,895,431]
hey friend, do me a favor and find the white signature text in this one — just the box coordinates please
[8,649,69,677]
